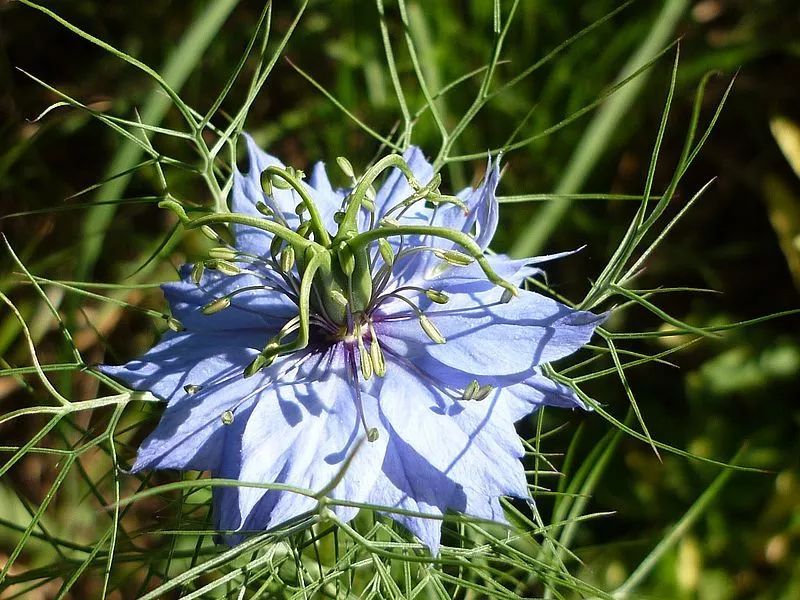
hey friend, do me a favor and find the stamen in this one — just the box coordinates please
[280,246,295,273]
[221,410,235,425]
[367,322,386,377]
[208,259,241,276]
[433,248,474,267]
[356,322,373,380]
[208,247,238,261]
[184,384,203,395]
[166,316,184,332]
[191,262,205,285]
[201,296,231,315]
[462,380,480,401]
[474,384,494,401]
[377,238,394,267]
[424,289,449,304]
[336,156,355,179]
[419,315,446,344]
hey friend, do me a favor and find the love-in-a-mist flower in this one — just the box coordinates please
[102,135,603,553]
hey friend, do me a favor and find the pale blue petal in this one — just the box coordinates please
[162,264,295,332]
[213,348,388,539]
[376,288,603,378]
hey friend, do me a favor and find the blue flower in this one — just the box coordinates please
[101,135,603,553]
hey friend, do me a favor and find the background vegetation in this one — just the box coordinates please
[1,0,798,598]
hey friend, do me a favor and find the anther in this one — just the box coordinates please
[269,234,284,261]
[367,322,386,377]
[367,427,380,442]
[425,289,449,304]
[433,248,474,267]
[377,238,394,267]
[419,315,446,344]
[184,384,203,395]
[462,380,480,401]
[208,247,237,261]
[280,246,295,273]
[336,156,355,179]
[209,259,241,276]
[200,225,221,242]
[166,316,184,332]
[201,296,231,315]
[379,217,401,228]
[270,173,292,190]
[500,288,515,304]
[255,201,274,217]
[221,410,234,425]
[474,384,494,401]
[191,261,205,285]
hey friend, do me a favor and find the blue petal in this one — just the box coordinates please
[376,287,603,378]
[365,357,529,552]
[100,331,268,471]
[230,135,342,255]
[498,369,587,422]
[212,347,388,540]
[162,264,295,332]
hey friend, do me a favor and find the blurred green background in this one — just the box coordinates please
[1,0,799,598]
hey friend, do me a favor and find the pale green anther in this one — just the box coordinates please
[474,384,494,401]
[425,289,450,304]
[260,170,273,196]
[269,234,284,261]
[213,260,241,276]
[191,262,205,285]
[500,288,515,304]
[462,380,480,401]
[361,197,375,212]
[202,296,231,315]
[287,166,305,180]
[166,316,184,332]
[221,410,234,425]
[359,346,373,380]
[365,185,376,202]
[296,221,313,239]
[294,202,307,216]
[209,246,237,260]
[336,156,355,179]
[367,322,386,377]
[280,246,295,272]
[367,427,380,442]
[337,242,355,276]
[270,172,292,190]
[378,238,394,266]
[184,384,203,395]
[433,248,474,267]
[158,199,188,221]
[333,211,345,224]
[419,315,446,344]
[255,201,273,217]
[200,225,220,242]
